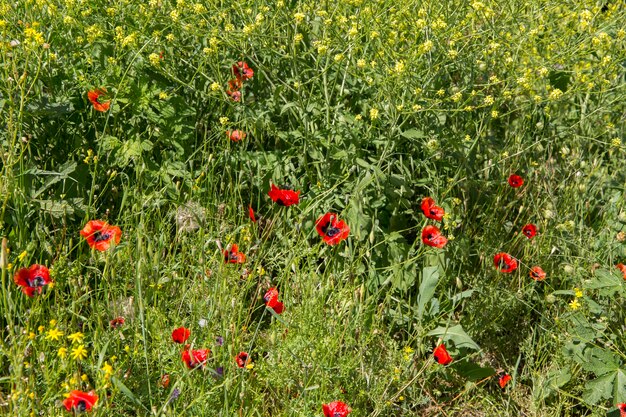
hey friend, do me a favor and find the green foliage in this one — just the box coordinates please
[0,0,625,415]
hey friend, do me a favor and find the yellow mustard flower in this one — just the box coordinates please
[71,345,88,360]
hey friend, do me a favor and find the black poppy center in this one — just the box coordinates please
[430,209,438,216]
[93,230,112,242]
[333,413,342,417]
[75,400,87,412]
[228,251,239,261]
[498,259,509,270]
[29,276,46,287]
[326,227,341,237]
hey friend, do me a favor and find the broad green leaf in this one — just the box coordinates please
[427,324,479,350]
[417,266,439,319]
[584,269,625,296]
[400,129,425,139]
[452,359,495,381]
[112,376,149,411]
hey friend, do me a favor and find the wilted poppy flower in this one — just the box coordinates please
[522,224,537,239]
[172,327,191,344]
[235,351,251,368]
[493,252,518,273]
[227,78,243,102]
[529,266,546,281]
[63,390,98,412]
[87,88,110,112]
[322,401,352,417]
[618,403,626,417]
[227,130,246,142]
[616,263,626,280]
[422,225,448,248]
[268,184,300,206]
[110,317,125,329]
[433,343,453,365]
[181,347,210,369]
[499,373,511,389]
[421,197,445,221]
[248,206,256,223]
[224,244,246,263]
[316,213,350,245]
[13,264,51,297]
[508,174,524,188]
[233,61,254,81]
[80,220,122,251]
[159,374,170,389]
[263,287,284,314]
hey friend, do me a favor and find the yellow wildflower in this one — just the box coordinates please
[57,347,68,358]
[45,328,64,341]
[67,332,84,344]
[569,299,581,310]
[71,345,88,360]
[574,288,583,298]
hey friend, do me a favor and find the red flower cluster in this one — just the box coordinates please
[182,346,210,369]
[63,390,98,412]
[227,61,253,102]
[235,351,251,368]
[80,220,122,251]
[422,225,448,248]
[264,287,284,314]
[508,174,524,188]
[322,401,351,417]
[316,213,350,245]
[224,244,246,263]
[529,266,546,281]
[227,129,246,142]
[88,88,110,112]
[493,252,518,273]
[499,373,511,388]
[522,224,537,239]
[13,264,51,297]
[268,184,300,206]
[110,317,125,329]
[616,263,626,280]
[433,343,453,365]
[421,197,445,221]
[172,327,191,344]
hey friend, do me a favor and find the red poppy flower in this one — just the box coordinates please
[315,213,350,245]
[493,252,518,273]
[235,351,251,368]
[181,347,210,369]
[616,263,626,280]
[508,174,524,188]
[233,61,254,81]
[227,130,246,142]
[110,317,125,329]
[421,197,445,221]
[248,206,257,223]
[63,390,98,412]
[499,373,511,388]
[13,264,51,297]
[433,343,453,365]
[172,327,191,344]
[422,225,448,248]
[80,220,122,251]
[263,287,284,314]
[522,224,537,239]
[619,403,626,417]
[529,266,546,281]
[268,184,300,206]
[87,88,110,112]
[322,401,352,417]
[224,244,246,263]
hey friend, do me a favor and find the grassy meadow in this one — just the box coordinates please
[1,0,626,415]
